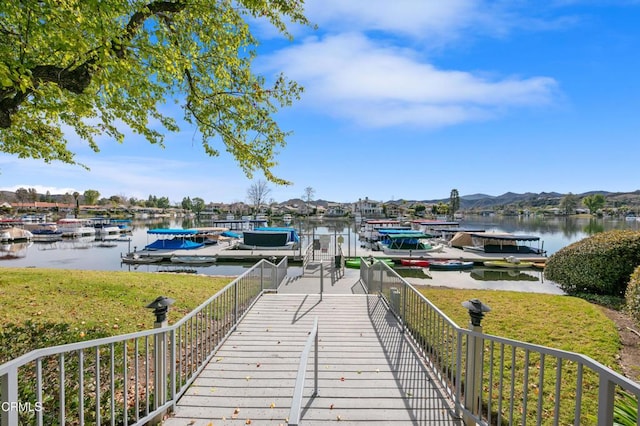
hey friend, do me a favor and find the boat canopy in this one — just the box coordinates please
[147,228,198,235]
[417,221,459,226]
[377,229,419,235]
[470,233,540,241]
[253,227,300,243]
[383,233,433,239]
[145,239,203,250]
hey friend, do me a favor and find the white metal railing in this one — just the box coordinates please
[0,258,288,426]
[287,316,319,426]
[361,260,640,425]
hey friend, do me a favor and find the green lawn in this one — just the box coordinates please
[0,267,233,335]
[417,286,620,367]
[0,269,620,370]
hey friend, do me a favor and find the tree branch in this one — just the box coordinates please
[0,1,188,128]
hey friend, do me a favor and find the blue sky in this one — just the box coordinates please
[2,1,640,205]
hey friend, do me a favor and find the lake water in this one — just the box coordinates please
[2,215,639,293]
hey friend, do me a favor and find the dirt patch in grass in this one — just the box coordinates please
[600,306,640,382]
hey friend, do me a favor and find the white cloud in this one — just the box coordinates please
[305,0,482,42]
[262,33,558,128]
[303,0,584,42]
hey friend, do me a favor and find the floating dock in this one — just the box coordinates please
[122,242,546,266]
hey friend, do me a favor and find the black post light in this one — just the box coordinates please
[146,296,175,324]
[462,298,491,327]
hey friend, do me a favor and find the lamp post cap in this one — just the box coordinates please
[146,296,175,310]
[462,298,491,313]
[462,298,491,327]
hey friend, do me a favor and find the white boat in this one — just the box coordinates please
[121,253,163,264]
[0,226,33,242]
[57,218,96,238]
[93,218,121,235]
[461,232,546,255]
[359,219,409,242]
[24,222,63,242]
[382,242,445,256]
[170,255,216,264]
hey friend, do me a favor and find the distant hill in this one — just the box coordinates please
[3,189,640,210]
[419,191,595,210]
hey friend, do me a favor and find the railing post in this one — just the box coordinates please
[401,281,407,333]
[597,376,615,425]
[1,367,19,426]
[320,263,324,301]
[314,321,319,395]
[169,328,177,411]
[462,299,491,426]
[260,261,264,291]
[145,296,175,417]
[234,281,239,322]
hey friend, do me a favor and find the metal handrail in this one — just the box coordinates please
[361,260,640,426]
[288,316,319,426]
[0,257,288,426]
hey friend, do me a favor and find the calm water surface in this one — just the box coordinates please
[2,215,639,293]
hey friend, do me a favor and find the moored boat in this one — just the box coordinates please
[345,257,395,269]
[429,260,474,271]
[400,258,430,267]
[121,253,163,264]
[24,222,63,242]
[237,227,300,250]
[93,218,121,236]
[145,229,204,250]
[170,255,216,265]
[0,226,33,242]
[483,258,534,269]
[462,232,545,255]
[57,218,96,238]
[380,233,444,256]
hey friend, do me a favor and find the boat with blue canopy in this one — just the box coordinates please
[144,229,204,250]
[379,233,444,255]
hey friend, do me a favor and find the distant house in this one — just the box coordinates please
[9,201,74,212]
[352,197,384,218]
[325,202,347,217]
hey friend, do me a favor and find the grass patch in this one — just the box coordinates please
[417,286,620,367]
[0,267,233,335]
[417,286,623,424]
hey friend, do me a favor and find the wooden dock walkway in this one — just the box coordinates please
[162,266,462,425]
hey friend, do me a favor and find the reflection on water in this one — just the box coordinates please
[470,268,540,282]
[0,241,30,260]
[394,267,432,279]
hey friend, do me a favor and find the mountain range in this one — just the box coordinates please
[309,190,640,210]
[3,189,640,210]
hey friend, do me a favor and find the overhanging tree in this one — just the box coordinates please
[0,0,310,184]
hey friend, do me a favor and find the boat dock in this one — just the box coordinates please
[123,242,548,265]
[162,267,462,425]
